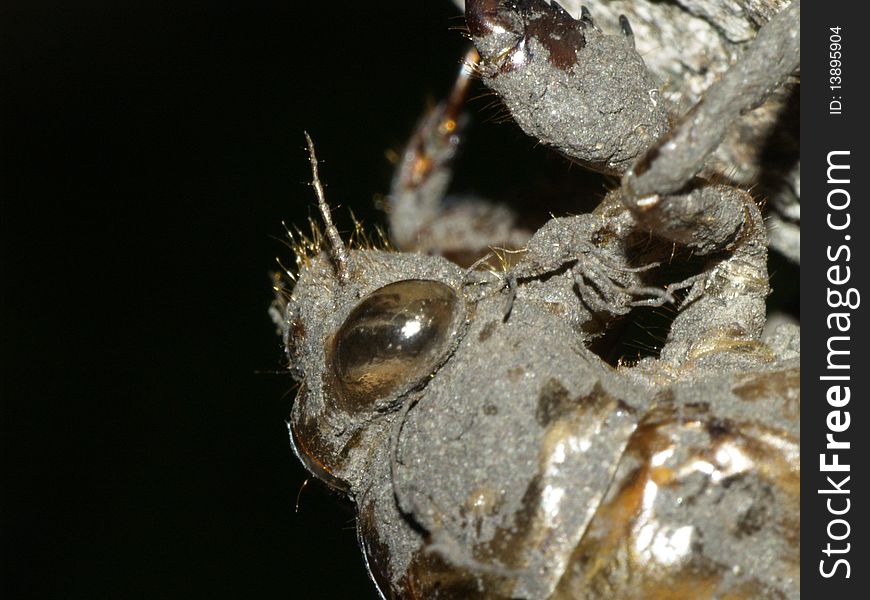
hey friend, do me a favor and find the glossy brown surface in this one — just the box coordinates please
[552,384,799,598]
[364,367,799,599]
[331,280,459,413]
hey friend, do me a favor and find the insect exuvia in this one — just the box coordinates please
[272,1,800,598]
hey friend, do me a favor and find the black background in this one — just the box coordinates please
[2,1,586,598]
[2,1,466,598]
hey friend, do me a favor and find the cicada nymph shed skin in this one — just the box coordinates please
[274,2,800,598]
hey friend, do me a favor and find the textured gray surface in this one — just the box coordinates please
[277,2,800,597]
[279,242,798,597]
[625,0,800,198]
[454,0,800,262]
[473,22,670,174]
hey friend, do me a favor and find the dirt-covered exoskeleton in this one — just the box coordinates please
[274,1,800,598]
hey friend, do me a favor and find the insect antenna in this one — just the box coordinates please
[303,131,350,284]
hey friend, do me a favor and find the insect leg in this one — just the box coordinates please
[608,0,799,366]
[388,48,529,265]
[388,50,474,251]
[654,189,771,368]
[614,2,799,368]
[623,0,800,199]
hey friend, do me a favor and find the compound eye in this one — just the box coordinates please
[331,280,460,412]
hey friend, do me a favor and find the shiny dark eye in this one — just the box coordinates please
[330,279,460,412]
